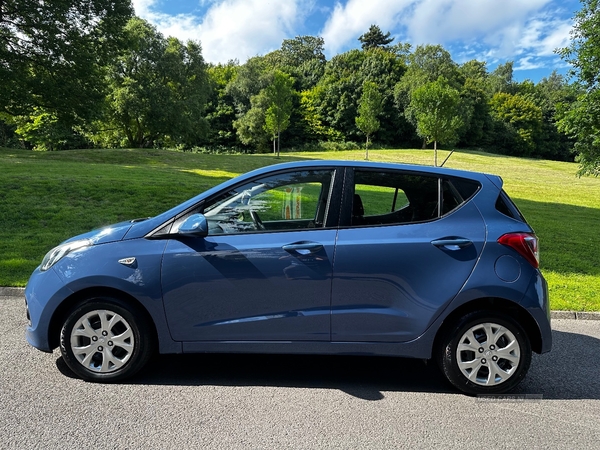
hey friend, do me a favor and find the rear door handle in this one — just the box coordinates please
[282,242,323,255]
[431,238,473,251]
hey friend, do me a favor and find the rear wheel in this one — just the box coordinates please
[60,297,154,382]
[438,311,531,395]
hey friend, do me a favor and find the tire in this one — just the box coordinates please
[437,310,532,395]
[60,297,154,382]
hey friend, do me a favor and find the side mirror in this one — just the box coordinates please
[178,213,208,237]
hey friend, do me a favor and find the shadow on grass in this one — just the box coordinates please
[511,199,599,276]
[55,329,600,401]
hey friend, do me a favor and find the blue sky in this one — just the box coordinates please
[133,0,581,82]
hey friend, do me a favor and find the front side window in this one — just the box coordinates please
[202,169,334,234]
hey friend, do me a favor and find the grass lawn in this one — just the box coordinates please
[1,147,598,311]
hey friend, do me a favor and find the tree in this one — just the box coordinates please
[263,71,295,157]
[557,92,600,175]
[489,93,543,156]
[458,60,492,147]
[268,36,327,91]
[0,0,132,122]
[394,45,462,148]
[307,49,368,142]
[556,0,600,175]
[398,44,461,92]
[358,25,394,50]
[92,18,209,148]
[306,47,407,145]
[12,108,84,151]
[405,77,463,166]
[524,72,577,161]
[233,92,270,151]
[360,48,410,144]
[226,56,271,115]
[488,62,516,94]
[355,81,383,159]
[204,62,240,148]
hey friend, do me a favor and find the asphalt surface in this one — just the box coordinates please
[1,293,599,449]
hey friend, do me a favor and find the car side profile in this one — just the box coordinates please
[25,160,551,395]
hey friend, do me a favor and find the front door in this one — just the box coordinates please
[161,168,339,341]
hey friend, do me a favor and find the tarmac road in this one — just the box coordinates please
[1,294,599,449]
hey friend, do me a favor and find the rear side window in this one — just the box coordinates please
[350,170,478,226]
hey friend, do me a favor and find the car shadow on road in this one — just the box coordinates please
[55,329,600,400]
[56,352,454,399]
[141,353,455,400]
[515,329,600,400]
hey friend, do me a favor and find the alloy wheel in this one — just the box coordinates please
[456,322,521,386]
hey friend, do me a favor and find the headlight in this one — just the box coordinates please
[40,239,91,272]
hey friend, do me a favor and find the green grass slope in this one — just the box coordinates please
[1,147,598,311]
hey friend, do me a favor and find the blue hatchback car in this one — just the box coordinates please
[25,161,551,394]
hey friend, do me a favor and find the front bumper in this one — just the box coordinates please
[25,267,74,352]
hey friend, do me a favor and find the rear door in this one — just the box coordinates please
[331,168,485,342]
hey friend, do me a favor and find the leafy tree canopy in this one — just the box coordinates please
[91,18,209,148]
[263,70,295,156]
[395,44,461,110]
[0,0,133,121]
[489,92,543,155]
[557,0,600,174]
[488,61,516,94]
[358,25,394,50]
[265,36,326,91]
[405,77,463,164]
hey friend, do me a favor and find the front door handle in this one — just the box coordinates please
[282,242,324,255]
[431,238,473,251]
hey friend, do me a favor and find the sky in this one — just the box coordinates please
[132,0,582,83]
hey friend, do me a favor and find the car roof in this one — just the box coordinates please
[244,159,498,182]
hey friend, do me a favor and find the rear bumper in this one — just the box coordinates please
[528,270,552,354]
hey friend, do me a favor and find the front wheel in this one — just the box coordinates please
[60,297,154,382]
[437,311,532,395]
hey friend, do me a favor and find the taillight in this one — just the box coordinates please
[498,232,539,268]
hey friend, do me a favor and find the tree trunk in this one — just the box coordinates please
[365,135,369,160]
[434,140,438,167]
[277,129,280,158]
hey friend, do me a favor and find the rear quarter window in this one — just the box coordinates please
[495,190,526,222]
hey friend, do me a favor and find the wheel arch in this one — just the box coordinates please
[47,286,158,351]
[433,297,543,355]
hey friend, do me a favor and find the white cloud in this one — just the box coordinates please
[321,0,571,70]
[198,0,306,62]
[321,0,413,55]
[133,0,575,75]
[517,15,572,57]
[514,56,545,71]
[405,0,550,51]
[131,0,156,18]
[133,0,312,63]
